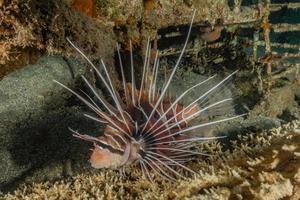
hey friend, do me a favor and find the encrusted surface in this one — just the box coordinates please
[0,0,116,79]
[2,121,300,199]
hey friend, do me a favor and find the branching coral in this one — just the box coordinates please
[2,120,300,199]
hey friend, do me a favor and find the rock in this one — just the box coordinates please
[216,116,282,141]
[250,85,297,119]
[0,55,102,191]
[294,85,300,102]
[156,61,283,141]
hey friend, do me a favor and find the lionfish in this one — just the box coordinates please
[54,12,245,182]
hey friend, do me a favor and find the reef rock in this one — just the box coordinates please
[0,55,98,191]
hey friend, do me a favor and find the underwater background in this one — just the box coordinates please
[1,0,300,199]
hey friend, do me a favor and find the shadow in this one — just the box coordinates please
[1,91,103,192]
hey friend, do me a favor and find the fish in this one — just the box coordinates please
[54,11,245,182]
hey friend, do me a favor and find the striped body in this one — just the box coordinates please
[55,11,245,182]
[80,89,200,170]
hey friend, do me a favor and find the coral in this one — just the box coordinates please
[1,0,299,93]
[2,120,300,199]
[0,0,116,80]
